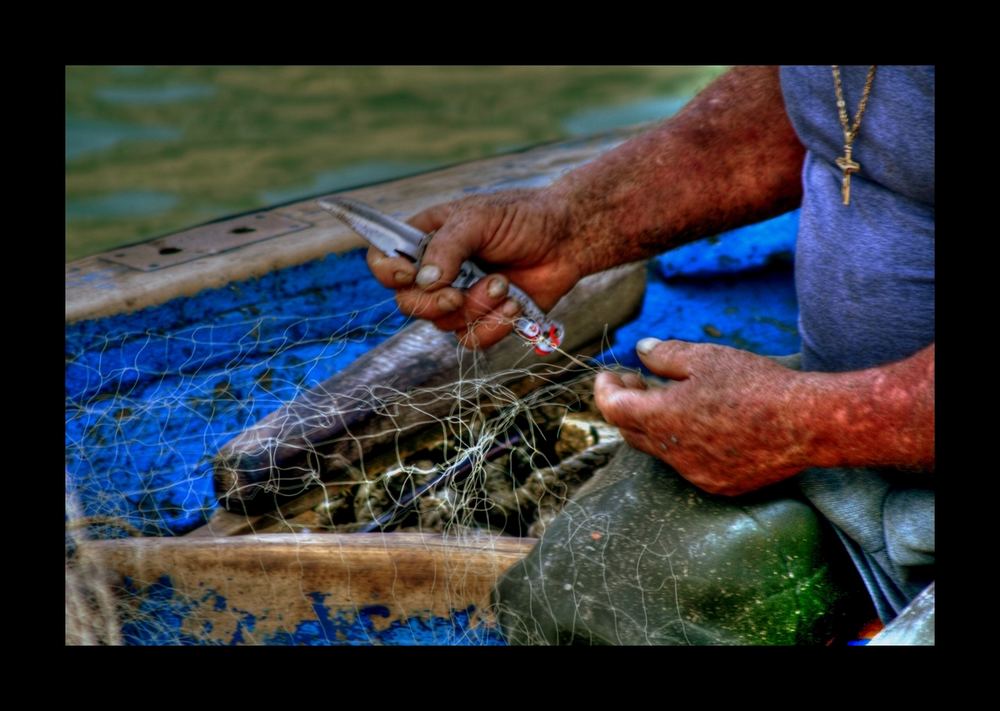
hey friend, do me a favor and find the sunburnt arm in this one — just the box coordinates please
[550,65,807,278]
[367,66,806,348]
[594,341,935,496]
[796,343,935,473]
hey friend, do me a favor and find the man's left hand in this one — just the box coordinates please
[594,338,810,496]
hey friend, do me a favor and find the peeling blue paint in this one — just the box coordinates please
[260,593,506,646]
[228,607,257,646]
[116,577,506,646]
[120,575,206,645]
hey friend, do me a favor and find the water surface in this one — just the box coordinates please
[66,191,179,220]
[66,66,727,261]
[260,161,435,205]
[66,118,180,161]
[95,84,216,105]
[563,96,688,135]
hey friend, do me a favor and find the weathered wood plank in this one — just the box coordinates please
[87,533,536,644]
[66,128,639,324]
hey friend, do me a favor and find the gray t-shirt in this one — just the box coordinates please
[782,65,934,372]
[779,66,935,622]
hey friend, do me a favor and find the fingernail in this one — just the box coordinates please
[501,299,521,317]
[636,337,661,355]
[437,292,461,313]
[487,275,508,299]
[394,270,414,285]
[416,265,441,288]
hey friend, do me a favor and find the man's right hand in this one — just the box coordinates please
[367,68,805,350]
[366,188,585,349]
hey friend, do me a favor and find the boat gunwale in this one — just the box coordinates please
[65,126,644,324]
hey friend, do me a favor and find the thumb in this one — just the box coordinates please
[593,371,652,430]
[635,338,695,380]
[414,208,487,290]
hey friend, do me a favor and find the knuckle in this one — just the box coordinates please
[601,399,630,428]
[395,293,416,316]
[621,428,651,454]
[397,290,432,317]
[473,319,511,343]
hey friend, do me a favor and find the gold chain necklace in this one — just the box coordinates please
[832,65,876,206]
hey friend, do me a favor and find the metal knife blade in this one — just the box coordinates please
[318,196,428,263]
[319,196,565,354]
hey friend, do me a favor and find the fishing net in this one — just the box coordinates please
[65,212,801,645]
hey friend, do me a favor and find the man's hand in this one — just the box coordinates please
[594,339,935,496]
[366,189,583,349]
[595,339,810,495]
[366,67,807,350]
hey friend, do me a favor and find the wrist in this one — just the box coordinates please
[787,371,855,469]
[538,183,593,281]
[787,356,934,471]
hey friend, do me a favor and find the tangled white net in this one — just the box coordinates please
[66,213,808,645]
[65,255,628,644]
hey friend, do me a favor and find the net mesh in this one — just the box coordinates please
[65,212,801,645]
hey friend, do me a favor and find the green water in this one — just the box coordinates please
[65,66,726,262]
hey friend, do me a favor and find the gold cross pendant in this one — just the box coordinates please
[835,146,860,206]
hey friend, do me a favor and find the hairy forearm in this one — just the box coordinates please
[796,344,935,471]
[549,66,805,276]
